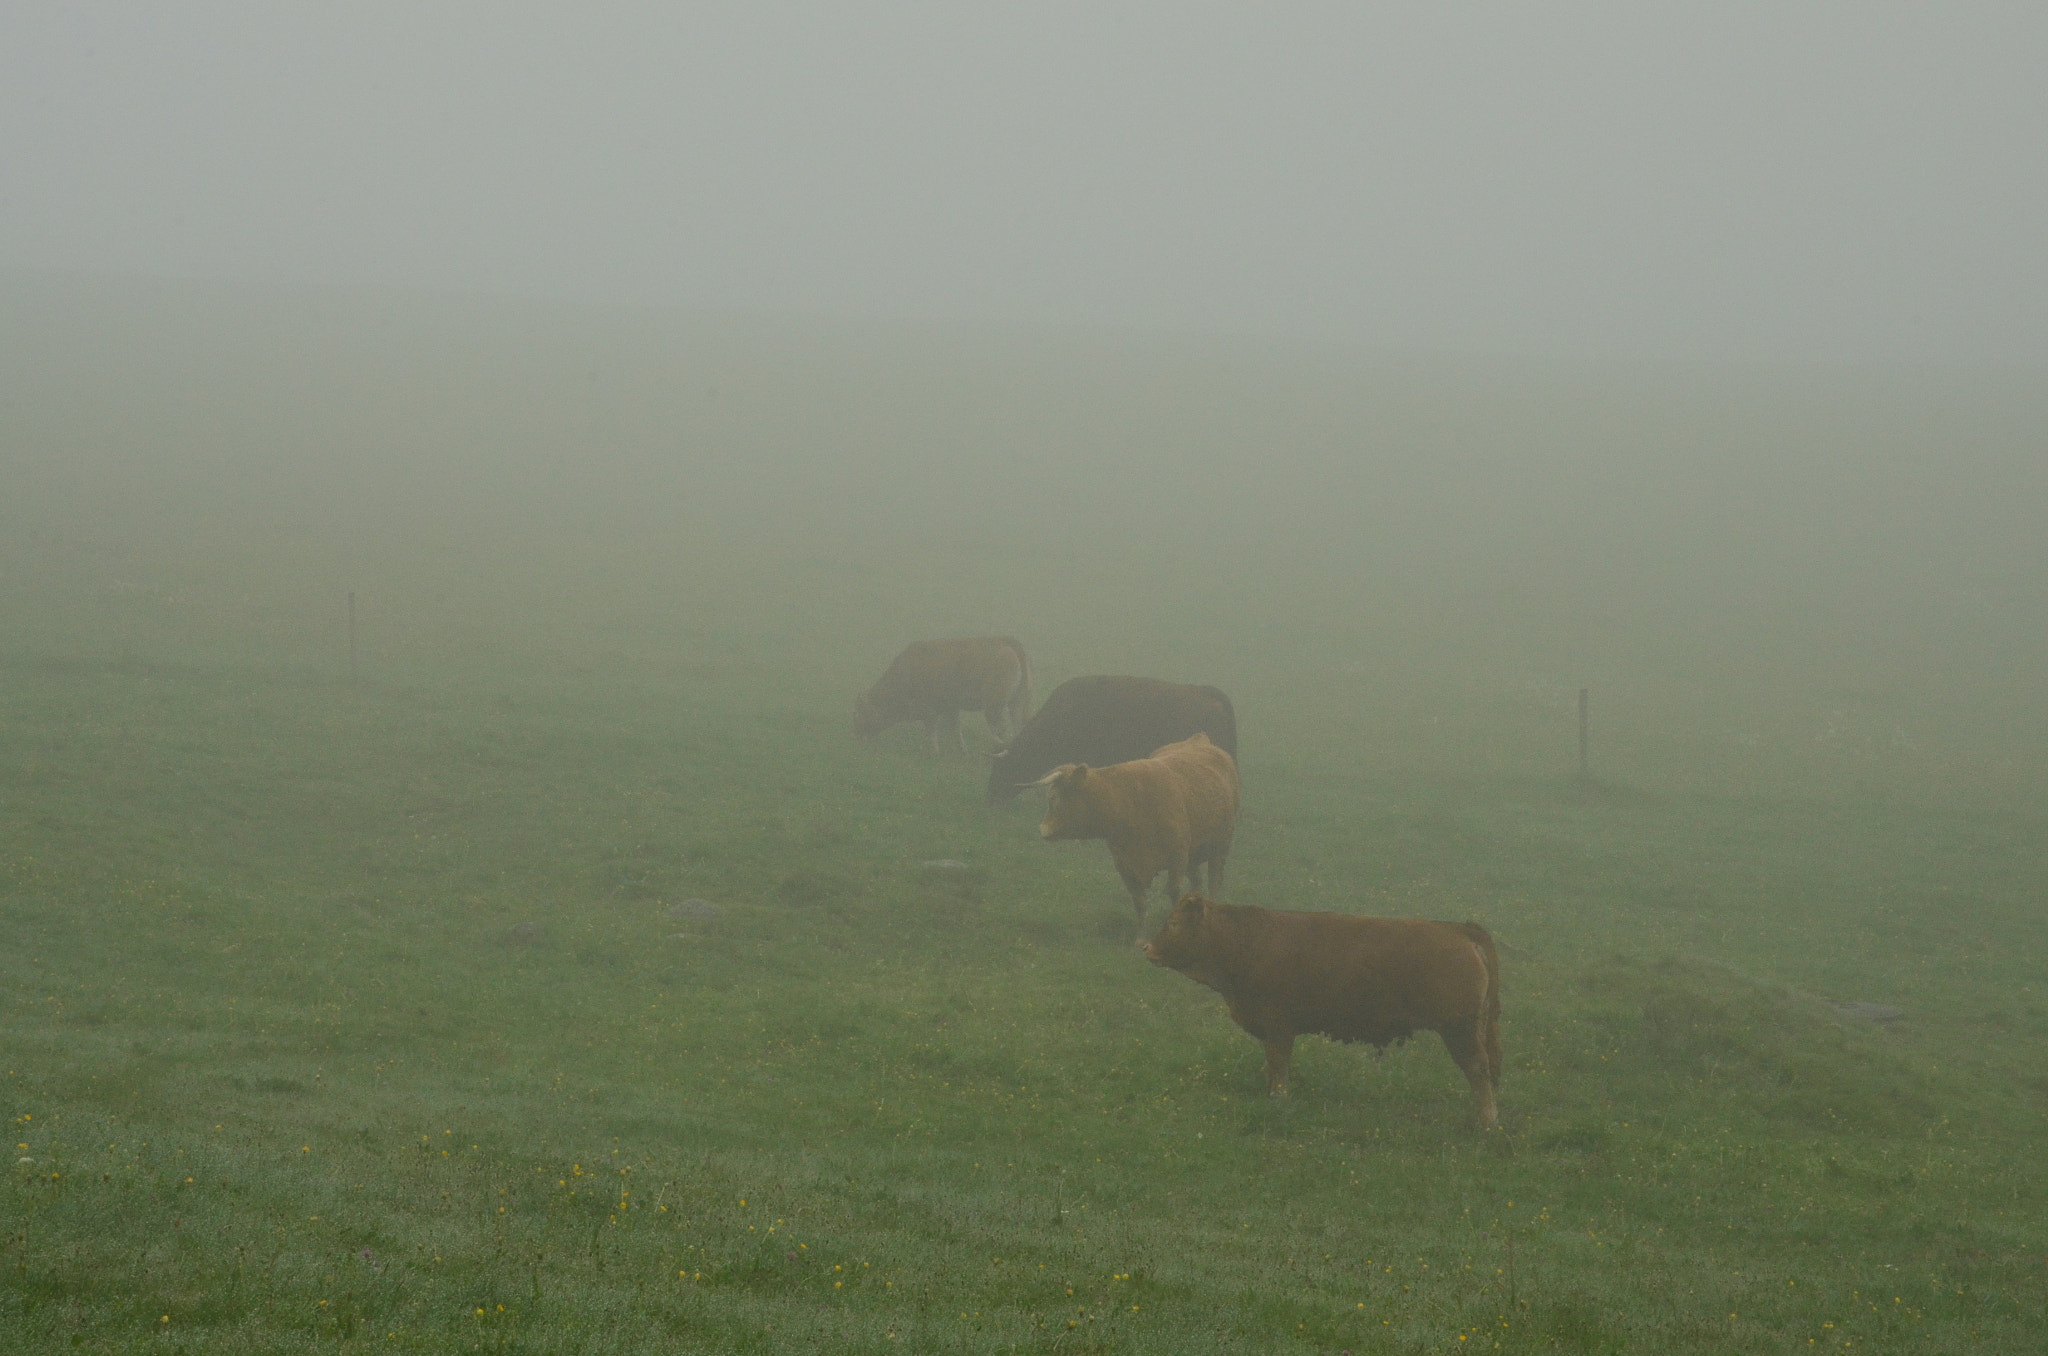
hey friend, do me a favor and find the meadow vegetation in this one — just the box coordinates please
[2,280,2044,1351]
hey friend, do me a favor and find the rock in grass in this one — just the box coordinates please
[919,859,970,872]
[1836,1001,1903,1023]
[503,921,546,945]
[667,899,721,921]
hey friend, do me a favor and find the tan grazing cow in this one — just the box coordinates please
[853,637,1032,755]
[1143,895,1503,1127]
[1035,733,1238,925]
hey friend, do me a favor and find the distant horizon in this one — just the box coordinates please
[11,265,2048,378]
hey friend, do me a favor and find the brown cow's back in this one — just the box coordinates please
[1201,908,1489,1047]
[1037,733,1239,924]
[1067,734,1237,848]
[1144,896,1500,1126]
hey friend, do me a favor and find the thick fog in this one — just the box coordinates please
[5,4,2047,364]
[6,278,2045,811]
[5,7,2046,798]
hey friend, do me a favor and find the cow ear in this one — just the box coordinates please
[1069,764,1089,784]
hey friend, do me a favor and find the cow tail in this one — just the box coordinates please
[1460,922,1503,1084]
[1009,639,1033,726]
[1210,689,1239,762]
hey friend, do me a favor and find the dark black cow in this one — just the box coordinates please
[985,675,1237,805]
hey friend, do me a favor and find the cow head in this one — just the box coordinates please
[851,691,889,741]
[1034,764,1095,840]
[1141,893,1213,969]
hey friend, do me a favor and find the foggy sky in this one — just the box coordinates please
[5,4,2045,364]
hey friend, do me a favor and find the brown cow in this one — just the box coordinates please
[1035,733,1238,925]
[1142,895,1502,1127]
[853,637,1032,754]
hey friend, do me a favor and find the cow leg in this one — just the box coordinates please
[1441,1027,1500,1129]
[1183,860,1205,899]
[1484,1006,1503,1086]
[923,717,942,755]
[981,663,1018,742]
[1205,851,1226,901]
[1118,870,1152,925]
[940,709,966,756]
[1262,1035,1295,1097]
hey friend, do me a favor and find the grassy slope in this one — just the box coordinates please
[2,645,2043,1354]
[2,286,2044,1350]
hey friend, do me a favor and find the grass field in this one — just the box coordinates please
[3,283,2046,1351]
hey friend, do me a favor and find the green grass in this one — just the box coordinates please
[3,643,2044,1354]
